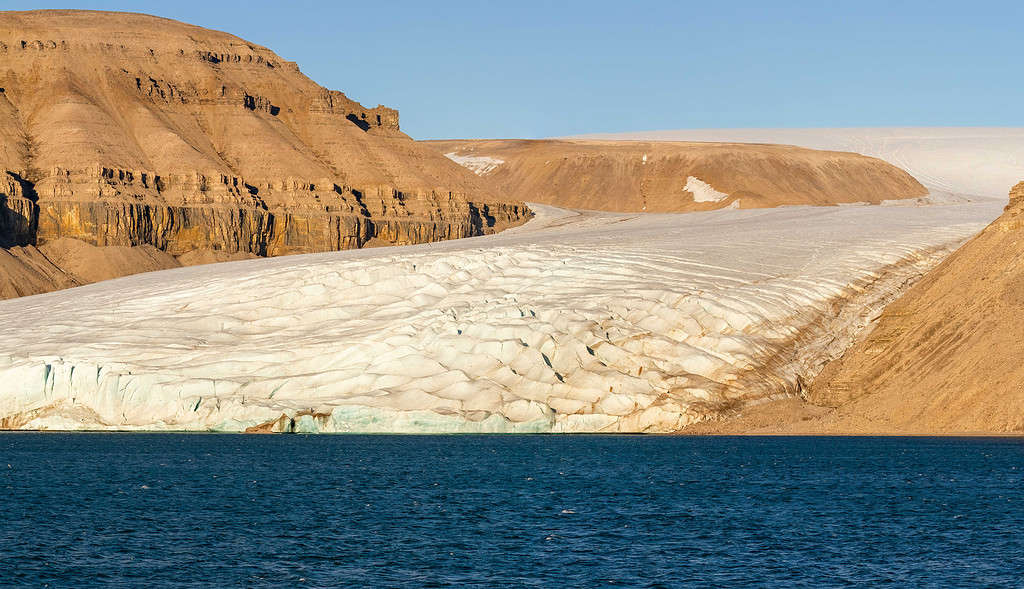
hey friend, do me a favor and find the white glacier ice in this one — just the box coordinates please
[0,199,1002,432]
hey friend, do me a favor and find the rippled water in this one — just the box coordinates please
[1,434,1021,587]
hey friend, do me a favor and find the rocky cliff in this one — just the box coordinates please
[0,172,35,247]
[0,10,529,261]
[426,139,928,212]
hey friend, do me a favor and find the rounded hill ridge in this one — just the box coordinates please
[426,139,928,213]
[0,9,529,258]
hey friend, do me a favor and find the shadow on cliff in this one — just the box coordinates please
[346,114,371,132]
[1,172,39,247]
[468,203,498,235]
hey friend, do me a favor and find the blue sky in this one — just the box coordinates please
[7,1,1023,138]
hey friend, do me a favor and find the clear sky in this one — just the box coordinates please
[6,0,1023,139]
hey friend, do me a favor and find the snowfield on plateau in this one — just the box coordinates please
[0,199,1000,432]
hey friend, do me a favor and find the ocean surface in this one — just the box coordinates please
[1,434,1021,588]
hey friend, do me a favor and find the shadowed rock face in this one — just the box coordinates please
[0,172,35,247]
[0,10,529,257]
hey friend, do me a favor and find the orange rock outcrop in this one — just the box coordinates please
[0,10,528,260]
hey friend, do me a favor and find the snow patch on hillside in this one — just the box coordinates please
[685,176,730,202]
[445,152,505,175]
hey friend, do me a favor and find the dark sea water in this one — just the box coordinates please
[1,434,1021,588]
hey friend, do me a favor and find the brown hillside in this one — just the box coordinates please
[425,139,928,212]
[0,10,528,259]
[805,181,1024,433]
[0,236,266,300]
[0,238,178,299]
[684,182,1024,434]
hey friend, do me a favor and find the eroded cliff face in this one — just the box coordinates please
[994,181,1024,231]
[0,10,528,260]
[0,172,35,247]
[31,175,526,256]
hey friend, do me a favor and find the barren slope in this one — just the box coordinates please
[0,245,75,298]
[0,236,266,300]
[0,9,528,261]
[805,182,1024,433]
[0,238,180,299]
[683,182,1024,434]
[426,139,927,212]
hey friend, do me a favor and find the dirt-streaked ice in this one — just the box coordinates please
[0,200,1000,432]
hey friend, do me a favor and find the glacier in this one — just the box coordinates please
[0,199,1001,432]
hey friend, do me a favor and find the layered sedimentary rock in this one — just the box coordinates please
[426,139,927,212]
[0,10,528,263]
[0,200,998,432]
